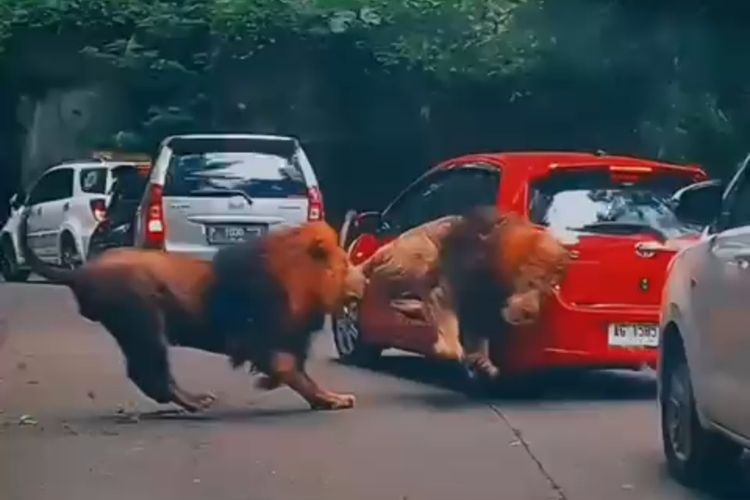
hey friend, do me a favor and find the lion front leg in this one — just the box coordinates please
[270,351,355,410]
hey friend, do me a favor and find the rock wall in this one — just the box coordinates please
[16,85,127,188]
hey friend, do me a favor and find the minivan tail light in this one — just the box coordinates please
[307,186,324,221]
[89,198,107,222]
[144,183,166,249]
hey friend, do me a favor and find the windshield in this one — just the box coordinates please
[164,151,307,198]
[529,171,702,239]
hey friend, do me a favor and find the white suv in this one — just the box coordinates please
[134,134,325,260]
[659,154,750,490]
[1,160,141,281]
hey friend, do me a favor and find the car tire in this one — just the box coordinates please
[332,300,382,365]
[0,238,30,282]
[661,353,743,488]
[59,234,82,270]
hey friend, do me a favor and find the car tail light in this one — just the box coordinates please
[307,186,324,221]
[143,183,166,249]
[89,198,107,222]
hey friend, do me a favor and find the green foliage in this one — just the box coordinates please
[0,0,538,80]
[2,0,750,179]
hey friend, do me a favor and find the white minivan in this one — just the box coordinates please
[134,134,325,260]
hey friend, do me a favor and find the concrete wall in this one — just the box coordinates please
[17,85,126,188]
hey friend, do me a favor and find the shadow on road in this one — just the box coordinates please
[338,353,657,404]
[64,405,338,431]
[677,465,750,500]
[0,277,55,286]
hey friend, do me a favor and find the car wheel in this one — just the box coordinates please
[0,238,30,282]
[60,235,82,270]
[661,354,743,487]
[332,300,382,365]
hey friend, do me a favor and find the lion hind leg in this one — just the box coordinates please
[104,307,215,413]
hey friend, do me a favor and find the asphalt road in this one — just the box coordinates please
[0,281,745,500]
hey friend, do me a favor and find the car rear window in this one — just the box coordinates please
[79,168,108,194]
[163,138,308,199]
[529,169,702,239]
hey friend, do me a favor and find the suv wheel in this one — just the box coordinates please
[333,301,382,365]
[60,235,82,270]
[661,353,743,487]
[0,238,30,282]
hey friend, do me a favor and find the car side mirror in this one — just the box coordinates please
[340,210,382,248]
[670,179,724,227]
[352,211,382,234]
[9,193,24,210]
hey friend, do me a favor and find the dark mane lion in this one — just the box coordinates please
[352,206,569,381]
[18,210,360,412]
[439,207,569,378]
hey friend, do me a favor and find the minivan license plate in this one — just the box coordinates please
[608,323,659,348]
[207,224,264,245]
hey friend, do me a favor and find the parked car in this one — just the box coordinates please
[0,159,147,281]
[87,164,150,260]
[334,152,708,377]
[134,134,324,260]
[658,153,750,488]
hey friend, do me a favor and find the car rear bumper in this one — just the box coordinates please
[493,297,659,376]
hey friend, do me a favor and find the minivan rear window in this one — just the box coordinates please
[163,139,307,199]
[529,169,702,239]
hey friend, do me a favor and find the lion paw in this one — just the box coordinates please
[310,392,356,411]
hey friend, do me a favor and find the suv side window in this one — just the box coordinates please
[46,168,74,202]
[380,173,451,236]
[435,166,500,215]
[27,172,55,205]
[381,165,500,236]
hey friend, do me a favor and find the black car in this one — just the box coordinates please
[87,165,149,260]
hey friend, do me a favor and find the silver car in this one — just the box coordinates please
[659,154,750,490]
[134,134,325,260]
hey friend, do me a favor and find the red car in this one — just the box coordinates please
[334,152,708,377]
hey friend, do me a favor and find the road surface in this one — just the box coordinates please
[0,281,745,500]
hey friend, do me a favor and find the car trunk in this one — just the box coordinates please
[163,196,308,247]
[161,138,310,254]
[531,166,704,309]
[556,232,681,307]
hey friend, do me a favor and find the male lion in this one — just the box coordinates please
[18,210,362,412]
[352,207,569,380]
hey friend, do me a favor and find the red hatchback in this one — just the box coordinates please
[334,152,708,377]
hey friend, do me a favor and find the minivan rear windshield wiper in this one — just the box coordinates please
[188,189,254,204]
[567,221,667,242]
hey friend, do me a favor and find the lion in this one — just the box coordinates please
[18,210,361,412]
[351,206,569,381]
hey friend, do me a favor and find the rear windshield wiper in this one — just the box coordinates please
[188,189,254,204]
[567,222,667,242]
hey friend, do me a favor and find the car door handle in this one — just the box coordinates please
[35,207,42,216]
[63,202,70,211]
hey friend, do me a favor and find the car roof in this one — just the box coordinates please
[436,151,706,177]
[162,133,299,144]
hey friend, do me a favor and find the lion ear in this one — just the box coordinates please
[308,237,329,261]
